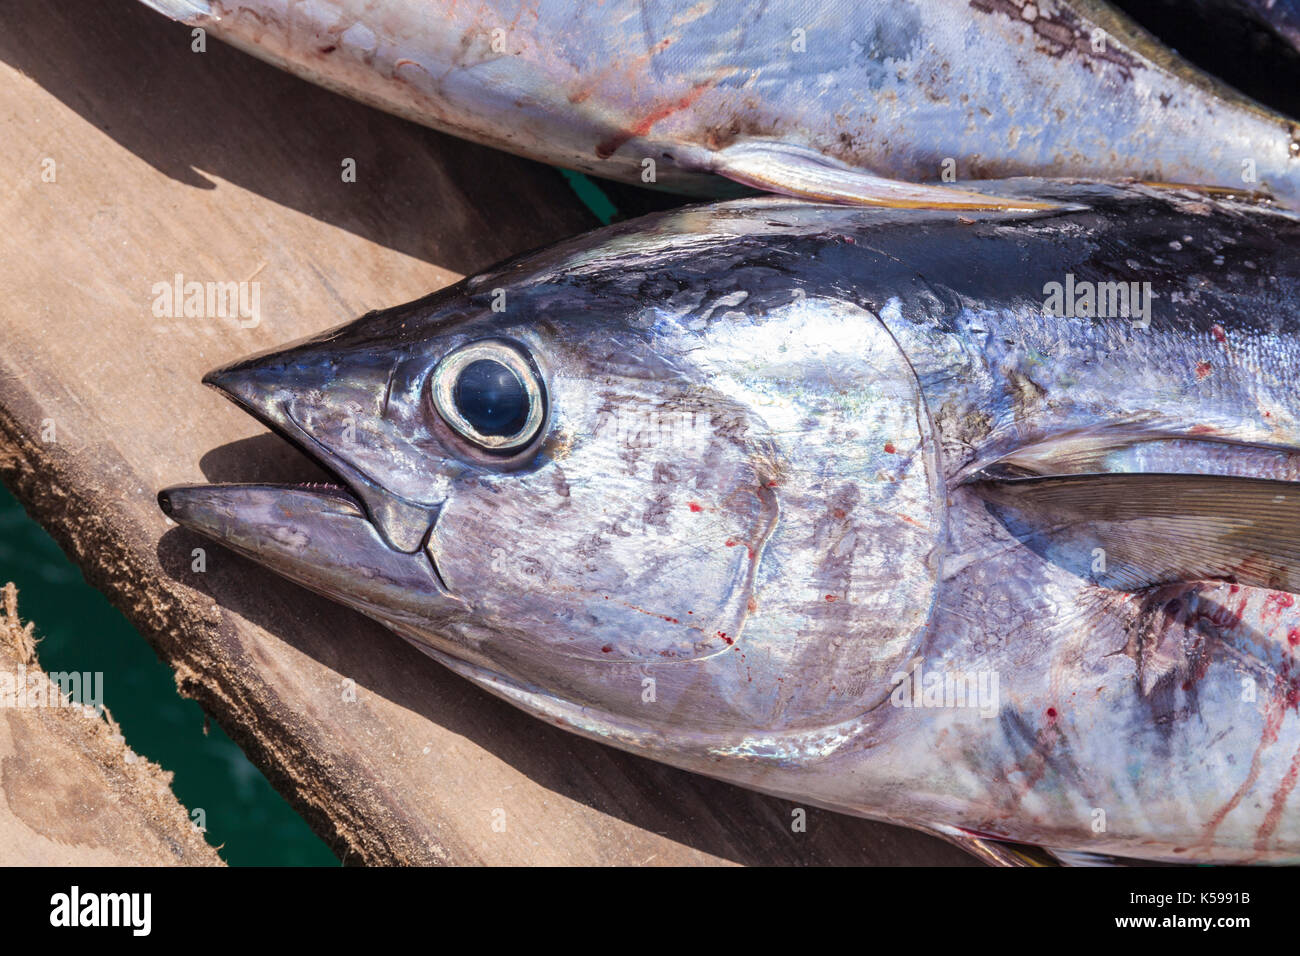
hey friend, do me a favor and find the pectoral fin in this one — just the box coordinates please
[700,141,1060,211]
[971,472,1300,593]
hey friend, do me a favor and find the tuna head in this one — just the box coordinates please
[159,205,945,767]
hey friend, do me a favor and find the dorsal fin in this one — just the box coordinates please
[698,141,1061,211]
[970,472,1300,593]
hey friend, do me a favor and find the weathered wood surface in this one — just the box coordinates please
[0,0,975,865]
[0,584,222,865]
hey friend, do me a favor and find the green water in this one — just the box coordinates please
[0,483,338,866]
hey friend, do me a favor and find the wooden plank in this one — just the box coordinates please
[0,0,975,865]
[0,584,222,865]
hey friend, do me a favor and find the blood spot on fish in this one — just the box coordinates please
[1046,707,1058,721]
[1195,361,1212,380]
[1287,629,1300,647]
[601,645,612,653]
[716,631,733,645]
[1264,592,1295,620]
[724,538,755,559]
[1211,324,1227,344]
[825,594,837,602]
[319,45,337,54]
[883,442,897,454]
[832,508,847,519]
[688,502,703,512]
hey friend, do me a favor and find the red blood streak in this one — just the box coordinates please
[595,80,717,158]
[688,502,703,512]
[883,442,897,453]
[1257,742,1300,846]
[600,645,612,653]
[1205,688,1291,840]
[716,631,733,645]
[825,595,836,602]
[724,539,737,547]
[1211,324,1227,344]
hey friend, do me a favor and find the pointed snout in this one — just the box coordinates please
[198,338,444,554]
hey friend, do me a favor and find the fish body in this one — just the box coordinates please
[140,0,1300,207]
[162,182,1300,863]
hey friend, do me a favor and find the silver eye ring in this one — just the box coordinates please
[430,339,546,452]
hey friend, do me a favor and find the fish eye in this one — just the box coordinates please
[430,340,546,452]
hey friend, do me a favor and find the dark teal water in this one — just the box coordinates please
[0,483,338,866]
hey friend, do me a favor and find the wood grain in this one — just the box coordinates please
[0,0,975,865]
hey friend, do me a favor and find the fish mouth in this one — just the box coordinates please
[158,365,456,621]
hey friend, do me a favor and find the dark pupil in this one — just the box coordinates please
[453,359,529,437]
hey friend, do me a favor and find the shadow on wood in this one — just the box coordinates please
[0,0,583,275]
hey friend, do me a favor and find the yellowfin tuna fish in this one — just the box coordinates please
[161,182,1300,863]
